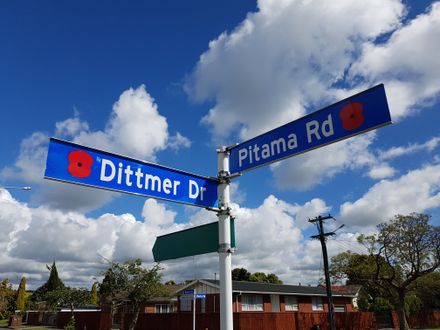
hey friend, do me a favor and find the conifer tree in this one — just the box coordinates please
[90,283,98,305]
[16,276,26,313]
[46,262,64,291]
[32,261,65,302]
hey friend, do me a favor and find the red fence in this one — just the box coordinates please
[119,312,375,330]
[408,311,440,329]
[27,310,440,330]
[233,312,376,330]
[122,312,219,330]
[56,311,112,330]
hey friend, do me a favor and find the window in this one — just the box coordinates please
[155,304,172,313]
[311,297,324,311]
[334,306,346,313]
[241,294,264,311]
[284,296,298,311]
[201,298,206,313]
[180,297,192,311]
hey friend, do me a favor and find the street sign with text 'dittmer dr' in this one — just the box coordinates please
[229,84,391,175]
[44,138,218,209]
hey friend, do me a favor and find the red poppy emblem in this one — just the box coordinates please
[339,102,365,131]
[67,150,93,178]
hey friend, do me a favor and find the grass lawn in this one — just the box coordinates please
[0,319,59,329]
[15,328,57,330]
[10,327,58,330]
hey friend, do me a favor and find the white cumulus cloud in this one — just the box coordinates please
[379,136,440,160]
[350,2,440,119]
[0,85,190,212]
[340,164,440,227]
[272,134,377,190]
[0,188,334,288]
[186,0,405,142]
[367,164,396,180]
[186,1,440,192]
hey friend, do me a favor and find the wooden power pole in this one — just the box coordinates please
[309,215,343,330]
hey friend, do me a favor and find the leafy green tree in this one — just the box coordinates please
[331,213,440,330]
[232,268,251,281]
[64,317,75,330]
[45,287,91,316]
[90,282,98,305]
[404,293,422,316]
[410,271,440,310]
[330,251,394,311]
[24,291,32,311]
[15,276,26,314]
[32,262,65,302]
[248,272,283,284]
[266,273,283,284]
[232,268,283,284]
[249,272,267,283]
[0,279,15,319]
[99,259,164,330]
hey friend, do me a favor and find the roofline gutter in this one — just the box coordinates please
[231,290,355,298]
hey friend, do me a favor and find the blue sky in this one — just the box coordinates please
[1,0,440,289]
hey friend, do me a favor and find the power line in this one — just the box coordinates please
[332,240,369,255]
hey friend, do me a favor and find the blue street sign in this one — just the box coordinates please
[196,294,206,299]
[44,138,218,208]
[229,84,391,174]
[184,290,195,294]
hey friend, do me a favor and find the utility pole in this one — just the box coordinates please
[309,215,343,330]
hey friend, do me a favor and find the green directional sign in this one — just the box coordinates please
[152,219,235,262]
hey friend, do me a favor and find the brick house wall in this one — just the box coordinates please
[230,293,353,313]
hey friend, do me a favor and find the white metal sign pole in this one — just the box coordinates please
[217,147,233,330]
[193,289,196,330]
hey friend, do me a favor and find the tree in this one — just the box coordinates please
[331,251,391,308]
[46,287,90,311]
[90,282,98,305]
[249,272,268,283]
[331,213,440,330]
[232,268,251,281]
[266,273,283,284]
[46,262,65,291]
[249,272,283,284]
[45,287,91,325]
[0,279,15,319]
[16,277,26,314]
[410,271,440,310]
[232,268,283,284]
[99,259,164,330]
[32,261,65,302]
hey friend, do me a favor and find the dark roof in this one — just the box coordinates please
[165,283,186,293]
[202,279,354,297]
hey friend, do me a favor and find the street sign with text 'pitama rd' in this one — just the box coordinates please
[228,84,391,175]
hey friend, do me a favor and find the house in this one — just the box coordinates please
[175,279,356,314]
[108,283,185,315]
